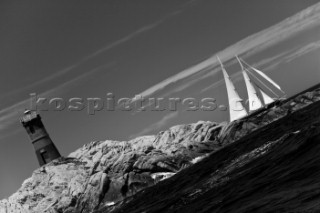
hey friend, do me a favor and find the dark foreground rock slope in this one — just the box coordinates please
[97,86,320,213]
[1,85,320,213]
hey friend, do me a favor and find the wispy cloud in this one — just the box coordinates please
[0,64,79,102]
[0,1,199,139]
[82,0,201,62]
[0,63,114,137]
[201,41,320,93]
[129,111,179,139]
[76,0,202,61]
[134,38,320,114]
[132,2,320,101]
[0,1,197,102]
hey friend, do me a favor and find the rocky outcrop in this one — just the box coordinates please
[1,86,320,213]
[0,121,226,213]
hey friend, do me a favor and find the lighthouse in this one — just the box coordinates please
[20,110,61,166]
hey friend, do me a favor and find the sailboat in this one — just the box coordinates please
[218,56,285,122]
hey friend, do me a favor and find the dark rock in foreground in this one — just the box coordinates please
[97,86,320,213]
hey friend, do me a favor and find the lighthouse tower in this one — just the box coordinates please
[20,110,61,166]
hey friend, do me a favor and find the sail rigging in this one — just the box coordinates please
[217,56,248,122]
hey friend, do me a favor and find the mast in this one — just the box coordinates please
[236,56,263,112]
[217,56,248,122]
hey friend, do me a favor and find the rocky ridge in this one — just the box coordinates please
[0,120,227,213]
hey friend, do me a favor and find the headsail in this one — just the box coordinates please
[259,88,275,105]
[217,56,248,122]
[240,58,284,93]
[236,56,263,112]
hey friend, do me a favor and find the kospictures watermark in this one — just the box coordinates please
[28,93,241,115]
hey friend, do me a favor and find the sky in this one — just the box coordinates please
[0,0,320,199]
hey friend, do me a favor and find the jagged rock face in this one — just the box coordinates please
[104,98,320,213]
[0,159,88,213]
[1,87,319,213]
[0,121,226,213]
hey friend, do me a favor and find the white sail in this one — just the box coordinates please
[250,67,282,90]
[218,56,248,122]
[259,88,275,105]
[242,70,263,111]
[237,56,263,112]
[240,58,283,92]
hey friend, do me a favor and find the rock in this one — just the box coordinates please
[0,121,225,213]
[151,172,176,183]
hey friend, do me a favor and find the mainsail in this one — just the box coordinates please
[236,56,263,112]
[218,56,248,122]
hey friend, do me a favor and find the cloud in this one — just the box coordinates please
[0,1,197,102]
[201,41,320,93]
[132,2,320,101]
[129,111,179,139]
[78,0,201,61]
[0,63,114,136]
[0,0,200,138]
[0,64,79,101]
[83,10,181,60]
